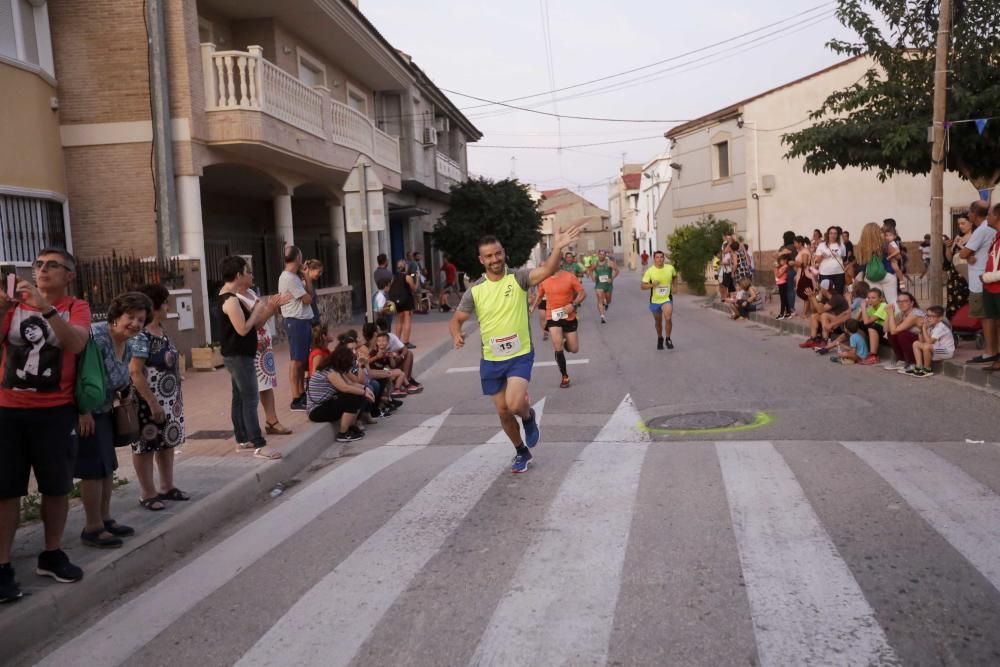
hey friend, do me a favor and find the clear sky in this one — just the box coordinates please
[362,0,855,204]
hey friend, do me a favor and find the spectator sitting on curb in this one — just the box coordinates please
[830,318,869,365]
[308,322,333,375]
[375,317,422,393]
[883,292,925,373]
[848,279,871,317]
[910,306,955,377]
[0,248,91,600]
[727,278,761,320]
[306,344,368,443]
[76,292,152,547]
[859,287,886,363]
[799,279,850,349]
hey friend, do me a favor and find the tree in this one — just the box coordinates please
[782,0,1000,190]
[667,215,733,295]
[432,177,543,278]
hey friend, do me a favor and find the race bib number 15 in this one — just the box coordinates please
[489,333,522,357]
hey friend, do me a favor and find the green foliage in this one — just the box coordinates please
[432,177,543,278]
[783,0,1000,189]
[667,215,733,295]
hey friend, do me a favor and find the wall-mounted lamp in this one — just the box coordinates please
[282,45,293,54]
[669,162,682,171]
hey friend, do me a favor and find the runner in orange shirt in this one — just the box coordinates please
[530,269,586,388]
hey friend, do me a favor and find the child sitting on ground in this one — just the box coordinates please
[832,318,869,364]
[308,322,333,375]
[848,280,870,318]
[727,281,749,319]
[910,305,954,377]
[859,287,886,364]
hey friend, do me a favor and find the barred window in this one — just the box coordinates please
[0,194,66,263]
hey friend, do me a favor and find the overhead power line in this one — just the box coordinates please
[459,2,835,111]
[469,135,666,149]
[440,89,694,123]
[466,9,836,121]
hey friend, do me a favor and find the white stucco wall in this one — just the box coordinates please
[659,57,979,254]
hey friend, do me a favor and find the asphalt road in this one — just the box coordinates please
[17,272,1000,667]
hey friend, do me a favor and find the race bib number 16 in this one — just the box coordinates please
[489,333,522,357]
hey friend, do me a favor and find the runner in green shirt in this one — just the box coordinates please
[451,223,584,473]
[640,250,677,350]
[560,251,585,280]
[589,249,620,323]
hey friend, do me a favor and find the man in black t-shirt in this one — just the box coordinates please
[799,279,851,348]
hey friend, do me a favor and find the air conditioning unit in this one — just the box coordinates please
[435,116,450,133]
[422,126,438,146]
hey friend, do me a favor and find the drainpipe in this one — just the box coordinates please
[146,0,179,258]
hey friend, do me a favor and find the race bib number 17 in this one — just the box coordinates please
[655,287,670,298]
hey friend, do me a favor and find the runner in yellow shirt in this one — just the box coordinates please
[641,250,677,350]
[450,223,584,473]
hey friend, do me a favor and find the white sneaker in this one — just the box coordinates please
[883,361,905,371]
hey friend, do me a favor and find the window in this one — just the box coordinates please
[0,193,67,264]
[714,141,731,180]
[346,82,368,114]
[0,0,54,76]
[296,46,326,88]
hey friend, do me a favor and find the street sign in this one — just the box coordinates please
[344,163,385,232]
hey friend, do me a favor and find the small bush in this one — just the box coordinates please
[667,215,734,294]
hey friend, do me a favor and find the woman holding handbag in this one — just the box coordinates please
[76,292,152,548]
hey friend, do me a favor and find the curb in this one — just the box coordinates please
[3,327,463,661]
[2,422,339,661]
[707,301,999,391]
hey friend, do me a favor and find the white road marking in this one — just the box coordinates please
[715,441,899,667]
[236,400,547,667]
[843,440,1000,593]
[470,395,649,667]
[446,359,590,373]
[36,411,452,667]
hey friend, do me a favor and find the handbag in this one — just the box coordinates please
[112,385,141,448]
[75,335,108,415]
[865,254,887,282]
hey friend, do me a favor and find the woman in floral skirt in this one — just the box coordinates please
[129,285,187,510]
[237,285,292,435]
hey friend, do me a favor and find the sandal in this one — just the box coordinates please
[81,529,123,549]
[265,421,292,436]
[157,488,190,501]
[103,520,135,537]
[253,448,283,460]
[139,497,166,511]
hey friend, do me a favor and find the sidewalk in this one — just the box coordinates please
[707,295,999,391]
[2,310,461,660]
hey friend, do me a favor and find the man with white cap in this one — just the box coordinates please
[799,278,851,349]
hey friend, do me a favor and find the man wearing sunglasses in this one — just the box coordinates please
[0,249,92,602]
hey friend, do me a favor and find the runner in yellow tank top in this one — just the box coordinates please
[450,224,584,473]
[641,250,677,350]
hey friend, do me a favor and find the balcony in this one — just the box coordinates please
[435,151,464,191]
[201,44,400,176]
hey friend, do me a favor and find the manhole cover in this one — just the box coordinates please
[187,430,235,440]
[646,411,759,431]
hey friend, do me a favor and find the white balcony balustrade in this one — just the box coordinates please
[436,152,463,183]
[201,44,400,173]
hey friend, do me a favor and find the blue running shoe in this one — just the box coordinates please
[511,448,533,473]
[523,408,540,448]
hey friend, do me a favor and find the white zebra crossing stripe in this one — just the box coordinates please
[36,410,452,667]
[236,400,547,667]
[716,441,899,667]
[843,441,1000,594]
[469,395,649,667]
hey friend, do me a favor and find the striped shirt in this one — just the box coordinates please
[306,369,337,412]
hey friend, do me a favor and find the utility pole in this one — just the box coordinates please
[928,0,953,304]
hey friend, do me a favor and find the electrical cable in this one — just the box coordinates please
[459,2,835,110]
